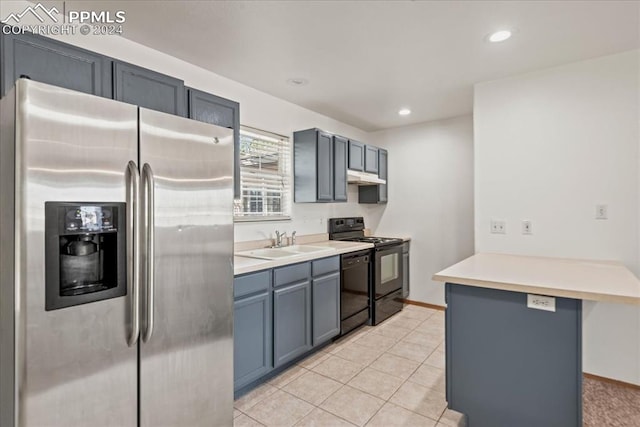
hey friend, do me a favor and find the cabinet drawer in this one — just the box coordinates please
[274,262,310,287]
[234,270,270,298]
[312,256,340,277]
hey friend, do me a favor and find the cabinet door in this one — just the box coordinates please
[316,131,334,202]
[273,281,312,367]
[402,252,410,298]
[348,140,365,171]
[113,61,185,116]
[312,272,341,345]
[1,32,111,97]
[187,88,240,198]
[333,136,348,202]
[364,145,379,174]
[378,149,388,203]
[234,291,272,390]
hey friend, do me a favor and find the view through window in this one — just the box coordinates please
[234,127,291,220]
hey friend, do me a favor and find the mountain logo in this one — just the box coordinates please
[2,3,60,24]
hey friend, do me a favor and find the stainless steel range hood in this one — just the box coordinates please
[347,170,386,185]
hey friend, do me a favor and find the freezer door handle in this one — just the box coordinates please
[126,160,142,346]
[142,163,155,343]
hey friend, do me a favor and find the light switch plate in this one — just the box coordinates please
[527,294,556,312]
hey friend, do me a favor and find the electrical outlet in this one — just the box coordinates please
[522,220,532,235]
[596,204,608,220]
[527,294,556,312]
[490,219,506,234]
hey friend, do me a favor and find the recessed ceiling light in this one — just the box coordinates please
[286,78,309,86]
[488,30,512,43]
[398,108,411,116]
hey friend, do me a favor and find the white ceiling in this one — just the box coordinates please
[73,1,639,131]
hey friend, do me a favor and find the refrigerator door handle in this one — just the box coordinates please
[126,160,141,346]
[142,163,155,342]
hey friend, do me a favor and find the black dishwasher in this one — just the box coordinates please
[340,250,371,336]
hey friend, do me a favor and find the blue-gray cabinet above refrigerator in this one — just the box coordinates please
[113,60,186,116]
[0,30,242,198]
[1,31,112,98]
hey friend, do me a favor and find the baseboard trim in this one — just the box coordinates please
[583,372,640,391]
[403,299,446,311]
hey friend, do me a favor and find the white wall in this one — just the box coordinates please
[474,50,640,385]
[32,27,384,242]
[370,116,475,305]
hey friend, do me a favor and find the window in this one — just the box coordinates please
[234,126,291,220]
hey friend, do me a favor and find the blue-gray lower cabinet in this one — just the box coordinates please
[312,272,341,345]
[445,283,582,427]
[234,291,273,390]
[273,280,312,367]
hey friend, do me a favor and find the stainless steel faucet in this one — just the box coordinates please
[291,231,297,245]
[274,230,287,248]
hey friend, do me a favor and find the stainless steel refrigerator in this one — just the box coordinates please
[0,79,234,426]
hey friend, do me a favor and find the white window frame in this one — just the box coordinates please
[234,126,292,222]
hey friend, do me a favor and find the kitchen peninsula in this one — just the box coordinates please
[433,253,640,427]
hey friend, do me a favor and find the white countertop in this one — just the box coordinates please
[234,240,374,275]
[432,253,640,305]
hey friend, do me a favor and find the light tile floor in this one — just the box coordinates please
[234,305,464,427]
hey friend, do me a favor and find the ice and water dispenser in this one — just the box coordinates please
[45,202,127,310]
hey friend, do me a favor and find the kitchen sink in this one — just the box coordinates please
[235,245,336,260]
[236,248,301,260]
[283,245,335,254]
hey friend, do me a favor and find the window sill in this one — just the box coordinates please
[234,216,292,223]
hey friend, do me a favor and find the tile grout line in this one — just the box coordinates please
[236,306,447,427]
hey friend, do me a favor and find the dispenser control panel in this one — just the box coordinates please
[64,206,117,233]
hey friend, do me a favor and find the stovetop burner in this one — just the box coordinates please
[344,236,403,246]
[328,217,404,248]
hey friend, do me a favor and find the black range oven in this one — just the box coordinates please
[372,243,404,324]
[329,217,404,329]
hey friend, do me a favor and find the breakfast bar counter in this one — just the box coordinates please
[432,253,640,427]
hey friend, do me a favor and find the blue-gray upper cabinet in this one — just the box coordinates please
[273,280,312,367]
[348,140,365,171]
[378,148,388,203]
[333,136,348,202]
[1,31,111,98]
[359,148,388,204]
[312,271,341,345]
[187,88,240,198]
[233,271,272,391]
[294,128,344,203]
[112,61,185,116]
[364,145,379,174]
